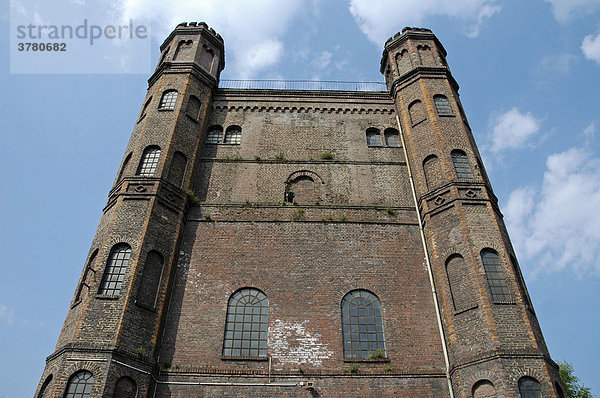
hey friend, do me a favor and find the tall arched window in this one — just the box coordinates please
[99,244,132,296]
[445,254,476,312]
[38,374,52,398]
[116,152,132,183]
[408,100,426,125]
[434,94,453,116]
[185,95,201,121]
[158,90,178,110]
[481,249,511,302]
[75,249,98,302]
[136,146,161,177]
[136,250,164,309]
[423,154,443,190]
[224,125,242,144]
[366,128,382,147]
[384,128,400,147]
[519,376,542,398]
[167,151,187,187]
[341,290,386,359]
[451,150,473,180]
[223,288,269,358]
[472,379,497,398]
[206,125,223,144]
[114,376,137,398]
[64,370,94,398]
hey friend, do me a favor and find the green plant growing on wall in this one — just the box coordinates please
[204,213,212,221]
[186,189,199,205]
[345,363,359,374]
[320,152,334,160]
[292,208,305,221]
[275,153,285,160]
[384,365,393,373]
[367,349,386,359]
[134,347,147,359]
[385,207,396,216]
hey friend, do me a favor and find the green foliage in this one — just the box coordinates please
[186,189,199,205]
[385,207,396,216]
[275,153,285,160]
[204,213,212,221]
[320,152,334,160]
[254,156,262,160]
[339,215,347,222]
[367,349,386,359]
[384,365,393,373]
[559,361,593,398]
[292,208,305,221]
[345,363,359,373]
[134,347,147,359]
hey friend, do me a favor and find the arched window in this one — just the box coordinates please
[285,172,321,204]
[341,290,386,359]
[38,374,52,398]
[117,152,132,183]
[136,146,161,177]
[519,376,542,398]
[384,128,400,147]
[158,90,178,110]
[446,254,476,312]
[138,96,152,122]
[186,95,201,121]
[64,370,94,398]
[451,150,473,180]
[223,288,269,358]
[136,250,164,309]
[99,244,132,296]
[434,95,453,116]
[206,125,223,144]
[75,249,98,302]
[408,100,426,125]
[113,376,137,398]
[472,379,497,398]
[366,128,382,147]
[423,154,443,190]
[224,125,242,144]
[168,151,187,187]
[481,249,511,302]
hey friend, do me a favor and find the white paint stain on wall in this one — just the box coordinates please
[269,319,334,368]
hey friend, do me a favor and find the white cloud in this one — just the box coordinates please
[314,51,332,69]
[0,304,15,326]
[489,108,540,153]
[348,0,500,44]
[582,33,600,64]
[539,53,578,74]
[542,0,600,23]
[116,0,304,78]
[505,146,600,275]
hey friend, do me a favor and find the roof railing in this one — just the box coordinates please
[219,80,387,92]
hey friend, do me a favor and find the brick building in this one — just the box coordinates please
[36,23,566,397]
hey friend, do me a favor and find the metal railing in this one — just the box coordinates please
[219,80,387,92]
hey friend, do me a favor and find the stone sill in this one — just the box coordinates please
[221,356,268,362]
[343,358,390,363]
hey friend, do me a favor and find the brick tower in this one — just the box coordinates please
[36,25,565,397]
[380,27,564,397]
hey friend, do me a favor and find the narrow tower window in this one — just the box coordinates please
[451,149,473,180]
[446,254,476,312]
[519,377,542,398]
[223,288,268,358]
[138,96,152,122]
[116,152,132,183]
[158,90,178,110]
[384,128,400,147]
[136,250,164,309]
[168,151,187,187]
[98,244,132,296]
[114,376,137,398]
[366,128,382,147]
[136,146,161,177]
[434,95,453,116]
[342,290,386,359]
[64,370,94,398]
[481,249,511,302]
[206,125,223,144]
[224,125,242,144]
[408,100,426,125]
[186,95,202,121]
[423,154,443,190]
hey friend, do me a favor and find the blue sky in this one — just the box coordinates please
[1,0,599,396]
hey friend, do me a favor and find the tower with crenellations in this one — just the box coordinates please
[35,23,565,398]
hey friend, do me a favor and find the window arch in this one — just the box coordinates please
[75,249,98,302]
[168,151,187,187]
[423,154,443,190]
[408,100,426,125]
[158,90,178,110]
[341,290,386,359]
[384,128,400,147]
[451,150,473,180]
[138,96,152,122]
[481,249,511,302]
[223,288,269,358]
[434,94,453,116]
[519,376,542,398]
[206,125,223,144]
[136,250,164,309]
[366,128,382,147]
[136,146,161,177]
[186,95,201,121]
[38,374,52,398]
[224,125,242,144]
[445,254,476,312]
[113,376,137,398]
[117,152,132,183]
[472,379,497,398]
[64,370,94,398]
[99,244,132,296]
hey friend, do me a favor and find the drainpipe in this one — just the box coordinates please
[396,114,454,398]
